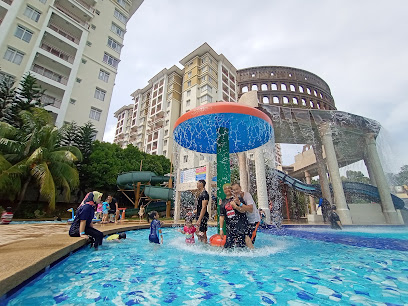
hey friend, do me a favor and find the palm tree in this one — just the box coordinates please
[0,108,82,211]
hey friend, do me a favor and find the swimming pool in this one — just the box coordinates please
[4,227,408,305]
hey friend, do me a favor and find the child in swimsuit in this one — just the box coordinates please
[148,211,163,244]
[178,217,197,244]
[106,233,126,241]
[102,200,110,224]
[95,202,103,220]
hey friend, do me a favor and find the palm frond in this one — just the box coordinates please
[49,150,78,165]
[31,161,56,210]
[56,146,83,162]
[49,161,79,188]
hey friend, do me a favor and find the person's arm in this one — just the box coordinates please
[79,220,88,238]
[159,228,163,244]
[219,215,225,238]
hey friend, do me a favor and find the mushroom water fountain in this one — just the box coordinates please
[173,102,274,245]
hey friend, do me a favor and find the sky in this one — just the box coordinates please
[103,0,408,173]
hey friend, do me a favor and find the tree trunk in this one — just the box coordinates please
[15,176,31,213]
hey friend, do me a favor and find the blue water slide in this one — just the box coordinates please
[274,169,405,210]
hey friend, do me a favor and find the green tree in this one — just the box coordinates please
[59,121,79,147]
[0,109,82,211]
[394,165,408,186]
[0,76,16,121]
[342,170,370,184]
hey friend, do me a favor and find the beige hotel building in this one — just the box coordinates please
[0,0,143,140]
[114,43,283,169]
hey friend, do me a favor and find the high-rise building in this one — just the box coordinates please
[114,43,238,168]
[0,0,143,140]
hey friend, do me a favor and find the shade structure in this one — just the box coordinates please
[173,102,273,154]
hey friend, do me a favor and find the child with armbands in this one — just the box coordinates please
[178,217,197,244]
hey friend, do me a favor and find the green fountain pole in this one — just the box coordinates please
[216,127,230,234]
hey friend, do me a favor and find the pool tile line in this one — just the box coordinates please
[262,227,408,251]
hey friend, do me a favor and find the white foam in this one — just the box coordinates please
[167,236,288,257]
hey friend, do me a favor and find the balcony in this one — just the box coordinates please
[71,0,95,15]
[40,42,75,64]
[41,94,62,109]
[1,0,12,5]
[31,64,68,85]
[47,22,80,45]
[54,1,90,29]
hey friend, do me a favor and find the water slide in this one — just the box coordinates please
[274,169,405,210]
[117,171,174,214]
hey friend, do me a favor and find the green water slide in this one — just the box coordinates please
[117,171,174,201]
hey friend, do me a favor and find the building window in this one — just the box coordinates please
[4,48,24,65]
[15,26,33,43]
[107,37,122,53]
[98,70,110,82]
[89,107,102,121]
[94,88,106,101]
[187,90,191,97]
[200,155,205,161]
[70,98,76,104]
[111,23,124,38]
[187,80,191,87]
[201,85,212,93]
[199,94,212,104]
[38,0,46,3]
[103,52,119,68]
[114,9,128,24]
[187,71,192,78]
[164,140,167,146]
[117,0,126,8]
[164,130,168,136]
[24,6,41,22]
[183,155,188,163]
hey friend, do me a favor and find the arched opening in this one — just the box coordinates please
[302,98,307,106]
[242,86,248,93]
[281,84,287,91]
[307,88,311,95]
[317,103,321,109]
[262,96,269,104]
[290,84,295,91]
[271,83,278,90]
[273,96,279,104]
[313,90,317,96]
[310,100,314,108]
[252,84,258,91]
[261,84,268,91]
[299,86,304,93]
[292,97,298,105]
[320,93,323,98]
[283,96,289,104]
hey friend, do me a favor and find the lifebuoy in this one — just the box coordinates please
[209,234,226,247]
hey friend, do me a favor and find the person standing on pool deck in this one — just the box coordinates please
[219,184,254,249]
[194,179,209,243]
[148,211,163,244]
[231,183,260,244]
[107,195,119,223]
[69,191,104,249]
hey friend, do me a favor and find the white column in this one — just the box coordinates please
[363,155,377,187]
[365,133,401,224]
[238,152,248,192]
[173,169,181,222]
[320,123,352,224]
[254,147,270,224]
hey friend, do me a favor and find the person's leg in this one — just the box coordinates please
[199,216,208,243]
[224,234,234,248]
[245,235,254,249]
[115,210,120,223]
[85,227,104,248]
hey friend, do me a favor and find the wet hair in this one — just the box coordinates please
[331,205,337,210]
[119,233,126,239]
[198,180,206,187]
[148,211,158,221]
[6,207,12,213]
[185,217,193,224]
[231,183,241,188]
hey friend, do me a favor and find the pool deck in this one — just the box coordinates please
[0,219,329,299]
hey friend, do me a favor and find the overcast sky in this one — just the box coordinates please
[103,0,408,173]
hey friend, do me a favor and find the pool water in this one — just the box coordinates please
[5,227,408,305]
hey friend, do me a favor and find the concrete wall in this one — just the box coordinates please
[348,203,386,225]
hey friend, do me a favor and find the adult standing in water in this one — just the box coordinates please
[69,191,104,249]
[231,183,260,244]
[219,184,254,249]
[194,179,209,243]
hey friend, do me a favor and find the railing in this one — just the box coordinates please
[31,64,68,85]
[73,0,94,12]
[40,42,75,64]
[48,22,80,44]
[54,2,90,28]
[1,0,13,5]
[41,94,62,109]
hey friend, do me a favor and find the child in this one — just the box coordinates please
[102,200,110,224]
[1,207,13,225]
[138,204,145,223]
[148,211,163,244]
[95,202,103,220]
[106,232,127,241]
[178,217,197,244]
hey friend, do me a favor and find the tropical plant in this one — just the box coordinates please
[0,109,82,211]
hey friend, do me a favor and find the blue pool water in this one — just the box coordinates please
[5,227,408,305]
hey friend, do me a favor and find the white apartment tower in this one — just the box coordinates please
[0,0,143,140]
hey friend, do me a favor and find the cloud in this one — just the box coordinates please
[104,0,408,170]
